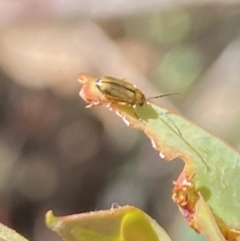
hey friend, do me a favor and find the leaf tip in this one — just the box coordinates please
[45,210,63,232]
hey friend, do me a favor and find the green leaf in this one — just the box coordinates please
[0,223,28,241]
[77,73,240,239]
[46,206,173,241]
[111,102,240,239]
[193,195,225,241]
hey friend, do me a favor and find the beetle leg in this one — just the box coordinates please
[85,100,103,108]
[133,105,140,119]
[132,111,140,119]
[85,103,94,108]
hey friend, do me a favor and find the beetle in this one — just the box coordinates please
[94,75,181,106]
[78,74,182,135]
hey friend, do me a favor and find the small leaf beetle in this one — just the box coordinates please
[78,74,181,108]
[78,74,182,134]
[94,75,181,106]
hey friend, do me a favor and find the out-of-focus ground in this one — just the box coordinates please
[0,1,240,241]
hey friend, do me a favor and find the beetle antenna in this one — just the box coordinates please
[147,93,182,100]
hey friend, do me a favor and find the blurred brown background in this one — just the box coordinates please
[1,1,240,241]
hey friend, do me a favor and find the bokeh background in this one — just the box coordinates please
[1,1,240,241]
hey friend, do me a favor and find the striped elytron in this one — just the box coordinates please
[78,74,181,133]
[78,74,181,107]
[94,76,180,106]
